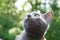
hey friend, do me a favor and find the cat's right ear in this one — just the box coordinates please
[44,11,53,23]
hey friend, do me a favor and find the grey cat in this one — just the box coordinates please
[16,11,53,40]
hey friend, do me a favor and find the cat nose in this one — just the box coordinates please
[28,15,31,17]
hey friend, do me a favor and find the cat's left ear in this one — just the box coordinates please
[44,11,53,23]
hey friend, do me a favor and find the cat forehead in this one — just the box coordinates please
[27,12,41,16]
[31,11,41,14]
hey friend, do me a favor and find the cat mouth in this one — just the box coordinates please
[26,18,41,26]
[25,17,48,27]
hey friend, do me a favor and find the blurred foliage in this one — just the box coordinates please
[0,0,60,40]
[0,0,23,40]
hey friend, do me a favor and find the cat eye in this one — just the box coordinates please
[34,13,40,16]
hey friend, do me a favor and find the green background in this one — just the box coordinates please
[0,0,60,40]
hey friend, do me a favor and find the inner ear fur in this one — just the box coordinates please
[44,11,53,23]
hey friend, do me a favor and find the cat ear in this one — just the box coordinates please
[44,11,53,23]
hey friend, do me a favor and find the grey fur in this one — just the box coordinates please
[16,11,53,40]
